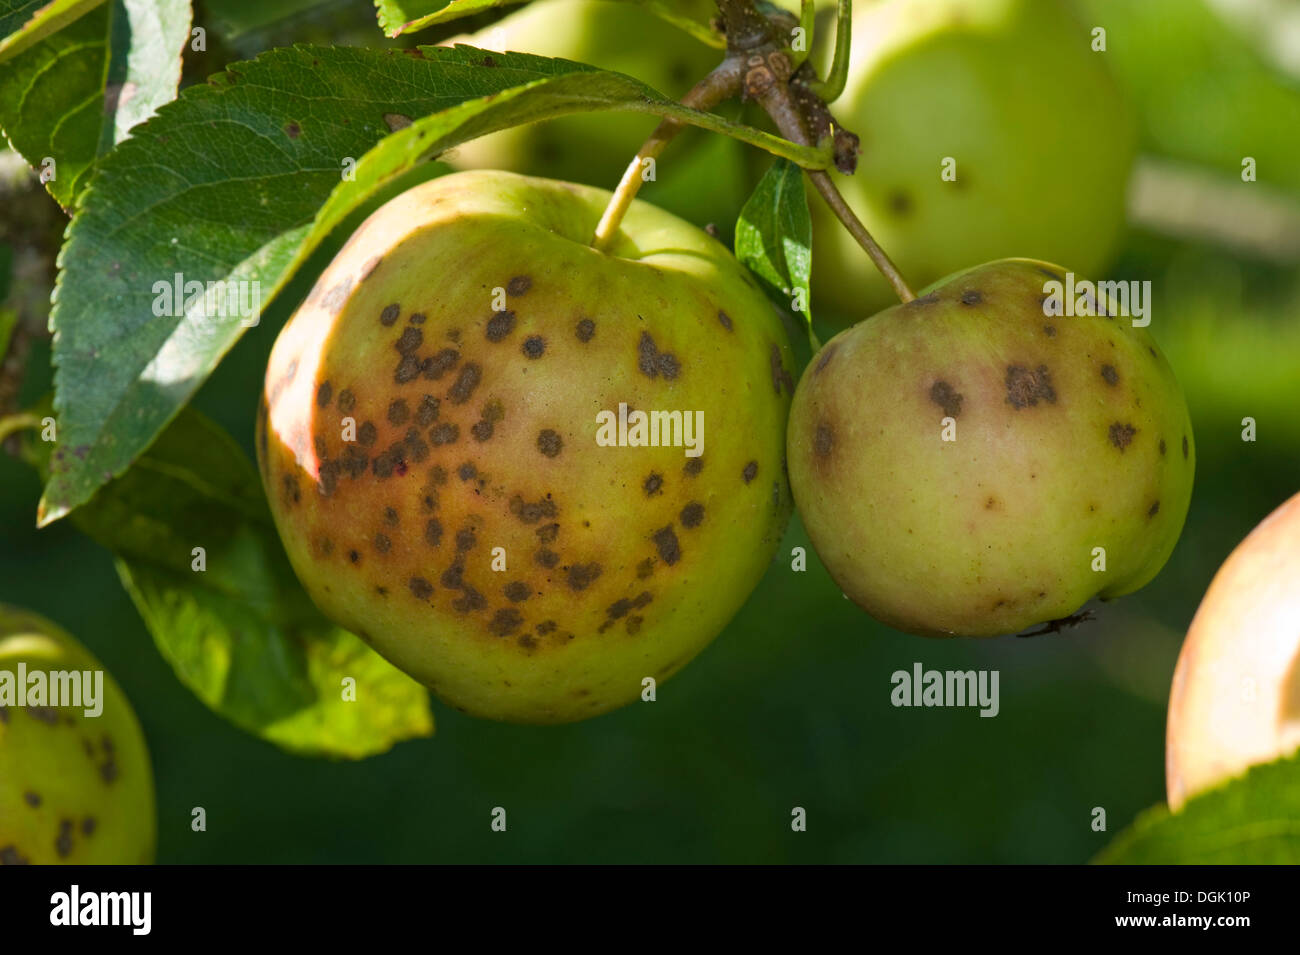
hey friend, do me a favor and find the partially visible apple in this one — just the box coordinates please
[0,606,156,864]
[811,0,1136,318]
[1166,492,1300,810]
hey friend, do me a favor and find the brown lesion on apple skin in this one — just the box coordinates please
[1109,422,1137,451]
[929,380,963,417]
[1005,365,1057,409]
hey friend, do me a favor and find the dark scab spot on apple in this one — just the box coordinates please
[23,791,40,807]
[888,189,911,216]
[388,398,410,425]
[1005,365,1057,409]
[0,845,29,864]
[380,304,400,326]
[455,527,477,552]
[637,332,680,380]
[489,608,524,636]
[1159,438,1166,456]
[373,533,391,554]
[441,562,464,588]
[653,526,681,565]
[717,310,733,331]
[504,581,531,602]
[568,563,602,591]
[742,460,758,484]
[814,423,833,458]
[458,462,477,481]
[319,460,341,496]
[383,507,399,527]
[416,395,440,426]
[643,472,663,496]
[626,616,644,635]
[409,577,433,599]
[536,620,557,635]
[506,275,532,296]
[1109,422,1137,450]
[358,421,377,446]
[576,318,595,342]
[685,457,704,477]
[453,587,487,613]
[815,344,837,374]
[409,312,426,325]
[537,429,563,457]
[1043,324,1057,337]
[337,389,356,414]
[485,310,516,342]
[430,422,459,446]
[1101,364,1119,386]
[770,344,794,395]
[396,326,422,354]
[636,558,655,579]
[906,292,940,308]
[1148,500,1160,518]
[536,523,559,544]
[1182,435,1189,459]
[316,382,333,407]
[424,348,460,380]
[960,289,983,306]
[518,634,537,650]
[930,380,962,417]
[1149,346,1158,358]
[680,502,704,528]
[395,354,421,383]
[406,426,429,463]
[522,336,545,359]
[81,817,95,836]
[348,549,361,564]
[342,446,368,478]
[448,363,482,404]
[535,548,559,568]
[55,820,74,858]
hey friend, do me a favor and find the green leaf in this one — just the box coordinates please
[41,43,826,527]
[1096,751,1300,864]
[735,158,813,327]
[0,0,103,63]
[20,400,434,758]
[0,0,191,210]
[377,0,724,48]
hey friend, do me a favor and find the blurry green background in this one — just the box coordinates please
[1,0,1299,862]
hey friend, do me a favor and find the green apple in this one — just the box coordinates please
[0,606,156,864]
[787,258,1193,637]
[258,169,794,723]
[443,0,749,231]
[812,0,1136,318]
[1166,491,1300,811]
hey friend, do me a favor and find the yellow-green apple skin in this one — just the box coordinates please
[257,170,794,724]
[787,259,1193,637]
[813,0,1136,318]
[0,607,156,864]
[443,0,747,229]
[1166,492,1300,811]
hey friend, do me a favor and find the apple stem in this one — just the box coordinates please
[749,57,916,304]
[808,171,915,303]
[591,62,743,252]
[0,411,41,453]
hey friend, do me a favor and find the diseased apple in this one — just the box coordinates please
[258,170,795,724]
[0,606,156,864]
[787,258,1193,637]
